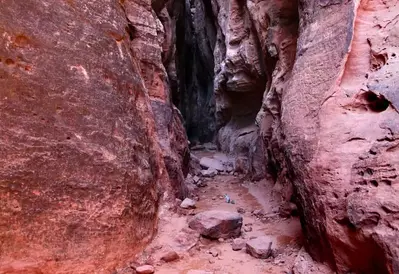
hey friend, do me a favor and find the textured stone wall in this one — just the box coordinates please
[0,0,188,272]
[261,0,399,273]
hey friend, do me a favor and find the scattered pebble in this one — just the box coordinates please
[232,238,246,251]
[208,248,219,257]
[193,175,201,183]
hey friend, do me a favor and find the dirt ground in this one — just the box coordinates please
[134,165,305,274]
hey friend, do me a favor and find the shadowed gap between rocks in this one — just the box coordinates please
[174,0,217,144]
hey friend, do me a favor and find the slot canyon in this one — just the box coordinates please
[0,0,398,273]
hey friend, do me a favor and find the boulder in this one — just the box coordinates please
[188,210,243,239]
[180,198,196,209]
[199,157,225,171]
[246,236,273,259]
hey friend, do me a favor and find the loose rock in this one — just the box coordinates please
[208,248,219,257]
[161,251,179,262]
[135,265,155,274]
[193,175,201,183]
[200,157,225,171]
[232,238,246,251]
[180,198,196,209]
[246,236,273,259]
[188,210,243,239]
[201,168,217,178]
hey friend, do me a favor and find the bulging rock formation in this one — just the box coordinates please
[260,0,399,273]
[0,0,188,272]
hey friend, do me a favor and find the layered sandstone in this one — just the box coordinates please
[185,0,399,272]
[261,0,399,273]
[0,0,188,272]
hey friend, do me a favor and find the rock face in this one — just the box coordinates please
[175,0,267,179]
[126,0,190,199]
[0,0,188,273]
[181,0,399,273]
[188,210,243,239]
[259,0,399,273]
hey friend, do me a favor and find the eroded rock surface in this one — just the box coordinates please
[0,0,188,272]
[183,0,399,272]
[260,0,399,273]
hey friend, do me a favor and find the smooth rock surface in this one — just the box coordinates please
[160,251,179,262]
[180,198,196,209]
[246,236,273,259]
[135,265,155,274]
[199,157,225,171]
[188,210,243,239]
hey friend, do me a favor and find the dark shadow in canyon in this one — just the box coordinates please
[174,0,217,144]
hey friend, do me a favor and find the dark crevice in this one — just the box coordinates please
[174,0,217,143]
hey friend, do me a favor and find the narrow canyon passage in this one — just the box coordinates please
[0,0,399,274]
[133,148,318,274]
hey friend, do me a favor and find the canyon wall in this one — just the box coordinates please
[186,0,399,272]
[260,0,399,273]
[1,0,399,273]
[0,0,188,272]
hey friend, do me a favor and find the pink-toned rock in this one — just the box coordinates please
[232,238,246,251]
[0,0,187,273]
[199,157,225,171]
[258,0,399,273]
[180,198,196,209]
[246,236,273,259]
[188,210,243,239]
[161,251,179,262]
[135,265,155,274]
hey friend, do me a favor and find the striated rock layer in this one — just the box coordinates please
[260,0,399,273]
[0,0,188,272]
